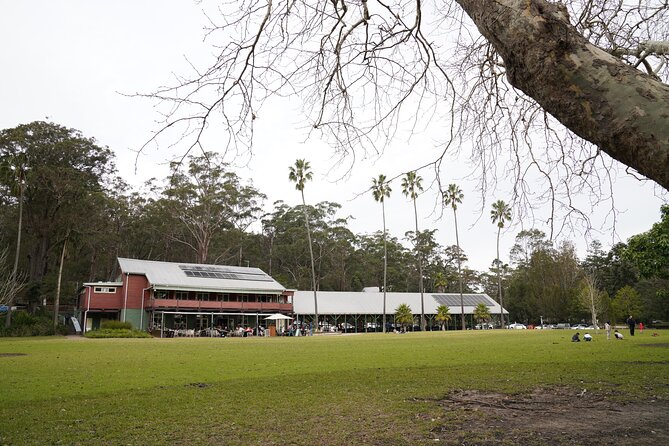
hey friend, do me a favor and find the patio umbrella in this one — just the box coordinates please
[264,313,293,320]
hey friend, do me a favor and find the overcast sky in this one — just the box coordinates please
[1,1,666,272]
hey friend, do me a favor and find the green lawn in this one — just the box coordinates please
[0,330,667,445]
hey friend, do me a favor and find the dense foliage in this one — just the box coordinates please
[1,121,667,330]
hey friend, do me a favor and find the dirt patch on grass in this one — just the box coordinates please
[0,353,26,357]
[639,343,669,348]
[428,387,668,445]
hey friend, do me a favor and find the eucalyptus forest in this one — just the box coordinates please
[1,121,667,332]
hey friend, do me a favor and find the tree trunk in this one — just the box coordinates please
[302,190,318,329]
[454,208,465,331]
[456,0,669,190]
[29,235,50,282]
[413,198,425,331]
[382,200,388,334]
[496,226,505,327]
[5,181,25,328]
[53,234,68,330]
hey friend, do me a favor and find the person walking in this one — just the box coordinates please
[627,315,636,336]
[605,321,611,340]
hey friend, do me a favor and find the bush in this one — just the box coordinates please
[84,329,151,339]
[0,310,64,337]
[101,320,132,330]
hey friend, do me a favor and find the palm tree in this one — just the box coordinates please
[288,159,318,329]
[433,272,448,293]
[401,171,425,330]
[473,303,492,329]
[490,199,511,328]
[371,174,392,333]
[435,304,452,331]
[394,303,414,332]
[443,183,465,330]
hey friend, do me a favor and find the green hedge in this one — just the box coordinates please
[100,320,132,330]
[84,328,152,339]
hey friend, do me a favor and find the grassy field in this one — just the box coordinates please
[0,329,667,445]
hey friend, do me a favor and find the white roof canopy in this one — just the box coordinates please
[292,291,509,315]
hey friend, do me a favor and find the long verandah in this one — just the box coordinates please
[151,310,290,338]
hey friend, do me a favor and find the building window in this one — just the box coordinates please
[93,287,116,293]
[175,291,189,300]
[155,291,168,299]
[196,292,209,301]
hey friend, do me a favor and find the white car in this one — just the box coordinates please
[507,323,527,329]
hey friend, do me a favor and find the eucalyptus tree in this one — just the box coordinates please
[371,174,392,332]
[355,232,413,293]
[289,159,318,328]
[163,152,265,264]
[0,143,29,327]
[443,183,466,330]
[401,171,426,330]
[0,121,115,320]
[263,200,355,291]
[491,200,512,327]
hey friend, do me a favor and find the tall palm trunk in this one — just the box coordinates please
[382,200,388,333]
[453,208,465,330]
[302,190,318,328]
[496,226,504,327]
[413,198,425,331]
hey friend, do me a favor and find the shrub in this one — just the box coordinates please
[101,320,132,330]
[0,311,61,337]
[85,329,151,339]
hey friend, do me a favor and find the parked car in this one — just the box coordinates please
[507,323,527,329]
[555,323,571,329]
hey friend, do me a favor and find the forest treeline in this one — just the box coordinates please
[1,122,667,325]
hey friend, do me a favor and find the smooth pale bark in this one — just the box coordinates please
[453,208,466,331]
[496,226,505,328]
[53,235,68,329]
[5,181,24,328]
[301,189,319,328]
[382,199,388,333]
[412,198,425,331]
[457,0,669,190]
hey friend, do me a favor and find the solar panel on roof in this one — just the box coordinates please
[432,294,493,307]
[179,265,274,282]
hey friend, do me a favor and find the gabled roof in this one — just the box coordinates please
[117,258,285,294]
[292,291,508,315]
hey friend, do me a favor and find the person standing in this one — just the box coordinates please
[605,321,611,340]
[639,321,644,333]
[627,315,636,336]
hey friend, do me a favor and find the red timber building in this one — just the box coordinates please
[78,258,293,336]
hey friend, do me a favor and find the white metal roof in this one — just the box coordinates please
[117,258,286,294]
[292,291,509,315]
